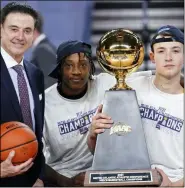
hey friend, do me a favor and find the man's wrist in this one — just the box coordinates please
[89,133,97,141]
[0,163,8,178]
[87,134,97,154]
[170,179,184,187]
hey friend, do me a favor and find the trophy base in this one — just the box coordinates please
[84,169,161,187]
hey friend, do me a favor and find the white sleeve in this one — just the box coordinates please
[126,70,152,82]
[129,70,152,78]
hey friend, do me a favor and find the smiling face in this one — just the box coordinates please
[1,12,35,62]
[60,52,91,96]
[150,41,184,79]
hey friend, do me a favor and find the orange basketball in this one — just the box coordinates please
[0,121,38,165]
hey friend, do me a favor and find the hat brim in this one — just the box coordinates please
[151,28,184,48]
[48,63,61,79]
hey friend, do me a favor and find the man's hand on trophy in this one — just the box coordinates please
[155,168,172,187]
[87,104,113,153]
[90,104,113,139]
[71,172,86,187]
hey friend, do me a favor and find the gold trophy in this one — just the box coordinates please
[84,29,161,187]
[97,28,144,90]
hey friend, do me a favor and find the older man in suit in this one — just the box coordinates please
[0,2,45,187]
[31,12,56,89]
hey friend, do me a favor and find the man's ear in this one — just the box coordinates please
[149,51,155,64]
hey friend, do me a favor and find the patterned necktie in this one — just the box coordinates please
[13,65,33,129]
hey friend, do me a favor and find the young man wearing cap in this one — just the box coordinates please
[42,40,117,186]
[88,25,184,187]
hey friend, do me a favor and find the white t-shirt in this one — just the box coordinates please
[127,74,184,182]
[43,70,183,182]
[43,73,116,178]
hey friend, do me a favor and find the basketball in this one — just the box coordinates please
[0,121,38,165]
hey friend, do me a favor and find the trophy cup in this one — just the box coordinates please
[84,29,162,186]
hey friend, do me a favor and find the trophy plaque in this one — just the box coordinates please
[84,29,162,187]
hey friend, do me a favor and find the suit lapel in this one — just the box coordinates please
[0,55,23,120]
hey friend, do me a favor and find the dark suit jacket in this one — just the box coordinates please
[0,54,45,187]
[31,37,57,89]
